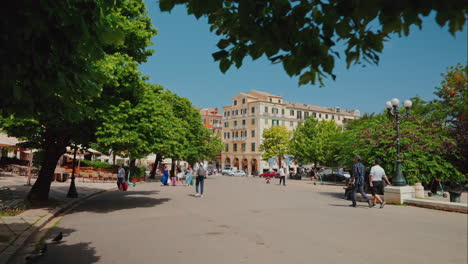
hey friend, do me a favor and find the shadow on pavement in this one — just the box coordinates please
[35,227,100,264]
[317,191,346,200]
[71,190,170,214]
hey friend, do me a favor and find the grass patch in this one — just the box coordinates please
[0,208,25,217]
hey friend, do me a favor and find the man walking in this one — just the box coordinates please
[279,167,286,186]
[117,165,126,191]
[369,158,392,208]
[194,159,206,197]
[350,155,372,208]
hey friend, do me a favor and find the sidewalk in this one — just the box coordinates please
[0,175,118,264]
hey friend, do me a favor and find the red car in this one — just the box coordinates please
[259,171,278,178]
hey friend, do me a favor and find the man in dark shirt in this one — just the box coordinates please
[350,155,372,208]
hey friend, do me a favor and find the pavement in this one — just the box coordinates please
[8,176,467,264]
[0,175,119,264]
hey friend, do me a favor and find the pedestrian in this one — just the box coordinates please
[279,166,286,186]
[161,165,169,186]
[194,159,207,197]
[369,158,392,208]
[350,155,372,208]
[185,165,193,186]
[117,165,125,191]
[176,164,184,185]
[170,167,177,186]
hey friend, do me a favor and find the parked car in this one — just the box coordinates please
[259,171,278,178]
[317,167,348,182]
[228,170,246,177]
[222,166,237,175]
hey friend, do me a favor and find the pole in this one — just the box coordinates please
[67,147,78,198]
[392,106,406,186]
[26,150,33,186]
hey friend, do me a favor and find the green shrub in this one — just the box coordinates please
[129,166,145,178]
[80,160,117,170]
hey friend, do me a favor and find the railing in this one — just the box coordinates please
[231,137,247,141]
[232,125,247,129]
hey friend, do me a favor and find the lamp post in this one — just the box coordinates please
[386,98,412,186]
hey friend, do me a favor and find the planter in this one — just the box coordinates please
[413,182,424,198]
[130,178,137,183]
[449,191,462,203]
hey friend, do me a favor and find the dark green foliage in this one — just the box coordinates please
[160,0,467,86]
[80,160,116,170]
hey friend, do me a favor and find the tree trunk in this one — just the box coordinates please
[278,156,282,169]
[149,153,159,178]
[170,159,176,177]
[27,134,68,202]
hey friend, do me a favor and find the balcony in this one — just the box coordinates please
[214,124,223,128]
[232,125,247,129]
[231,137,247,142]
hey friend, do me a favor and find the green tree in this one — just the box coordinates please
[0,1,157,201]
[260,126,291,168]
[290,118,342,167]
[160,0,467,86]
[338,114,463,185]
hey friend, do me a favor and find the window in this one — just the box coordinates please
[242,120,246,125]
[225,144,229,152]
[241,143,246,152]
[242,98,246,104]
[313,112,316,118]
[234,120,238,126]
[304,112,309,119]
[251,130,255,137]
[336,108,341,113]
[264,119,268,124]
[282,109,285,115]
[319,113,322,118]
[251,107,255,114]
[290,110,295,116]
[332,115,335,120]
[290,121,294,126]
[251,143,256,152]
[272,120,279,126]
[234,100,237,106]
[272,108,278,114]
[264,106,268,113]
[227,111,230,116]
[325,114,328,119]
[297,111,302,119]
[338,116,341,120]
[278,100,281,103]
[235,131,239,137]
[232,132,235,138]
[233,143,237,152]
[251,119,255,125]
[281,120,285,126]
[224,122,228,127]
[269,98,272,102]
[202,119,206,124]
[210,119,214,124]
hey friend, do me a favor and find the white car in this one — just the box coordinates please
[222,166,237,175]
[228,170,246,177]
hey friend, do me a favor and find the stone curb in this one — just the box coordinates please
[0,187,118,264]
[406,198,468,214]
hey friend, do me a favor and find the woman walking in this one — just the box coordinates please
[185,165,193,186]
[161,165,169,186]
[176,165,184,185]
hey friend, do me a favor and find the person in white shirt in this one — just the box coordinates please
[369,158,392,208]
[279,167,286,186]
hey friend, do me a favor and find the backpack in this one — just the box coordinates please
[197,164,206,176]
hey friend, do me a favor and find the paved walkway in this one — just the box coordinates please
[11,176,467,264]
[0,175,118,263]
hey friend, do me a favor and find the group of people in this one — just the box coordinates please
[347,155,392,208]
[160,159,208,197]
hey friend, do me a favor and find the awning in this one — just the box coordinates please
[0,133,20,147]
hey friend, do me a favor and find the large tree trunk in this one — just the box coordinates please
[149,153,159,178]
[27,133,68,202]
[170,159,176,177]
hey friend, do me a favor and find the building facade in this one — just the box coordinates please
[199,107,223,169]
[221,90,360,175]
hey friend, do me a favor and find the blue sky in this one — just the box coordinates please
[139,2,467,114]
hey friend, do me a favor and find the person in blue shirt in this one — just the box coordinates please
[350,155,372,208]
[161,165,169,186]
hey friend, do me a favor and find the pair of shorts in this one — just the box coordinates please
[371,181,384,195]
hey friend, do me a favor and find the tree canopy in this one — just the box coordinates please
[160,0,467,86]
[260,126,291,167]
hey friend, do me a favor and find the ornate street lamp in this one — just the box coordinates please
[386,98,412,186]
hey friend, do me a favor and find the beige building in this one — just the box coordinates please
[221,90,360,175]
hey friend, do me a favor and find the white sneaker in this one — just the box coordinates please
[195,193,200,197]
[200,194,203,198]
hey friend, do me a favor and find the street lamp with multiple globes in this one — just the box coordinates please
[385,98,412,186]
